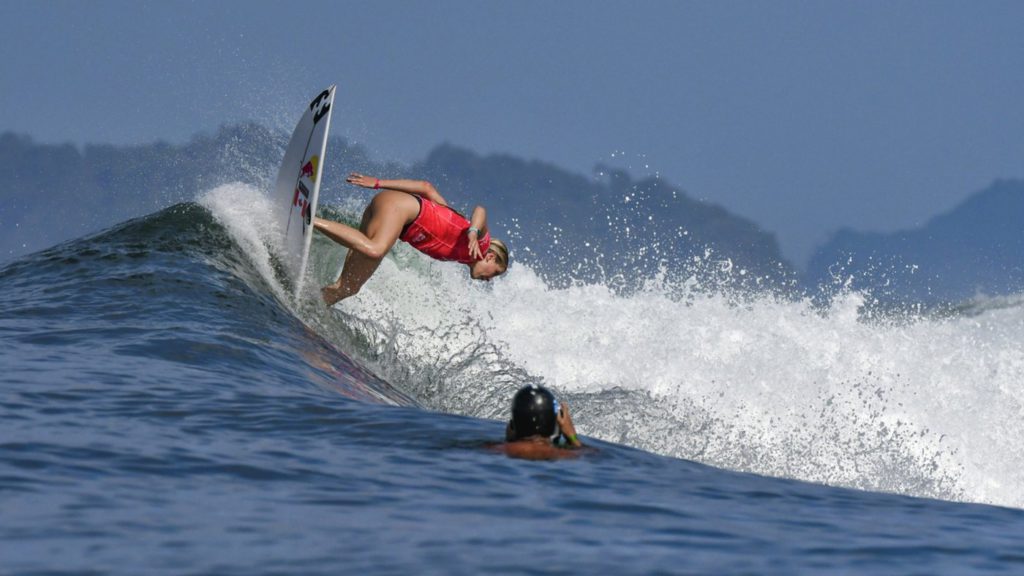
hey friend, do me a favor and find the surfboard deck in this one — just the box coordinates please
[274,85,337,300]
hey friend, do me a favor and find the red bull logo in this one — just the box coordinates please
[292,181,312,231]
[300,156,319,183]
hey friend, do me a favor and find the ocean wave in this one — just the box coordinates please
[10,181,1019,509]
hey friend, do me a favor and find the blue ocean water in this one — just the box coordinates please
[3,188,1024,574]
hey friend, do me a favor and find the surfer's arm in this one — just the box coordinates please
[467,205,488,260]
[347,173,448,206]
[468,206,488,236]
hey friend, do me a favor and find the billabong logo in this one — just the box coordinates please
[411,232,426,243]
[310,89,332,124]
[300,156,319,183]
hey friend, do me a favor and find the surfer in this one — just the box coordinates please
[314,173,510,305]
[493,385,586,461]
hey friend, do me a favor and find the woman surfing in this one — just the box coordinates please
[314,173,510,306]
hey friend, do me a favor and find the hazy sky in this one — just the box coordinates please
[3,1,1022,265]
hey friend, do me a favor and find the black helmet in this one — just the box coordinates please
[509,385,559,440]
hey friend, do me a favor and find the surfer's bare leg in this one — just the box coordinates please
[318,191,416,306]
[322,251,382,306]
[313,191,416,260]
[313,218,389,258]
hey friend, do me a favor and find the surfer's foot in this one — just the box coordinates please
[321,285,341,307]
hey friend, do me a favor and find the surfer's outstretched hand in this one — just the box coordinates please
[346,173,377,189]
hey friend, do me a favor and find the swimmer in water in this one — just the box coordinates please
[494,385,587,461]
[314,173,510,306]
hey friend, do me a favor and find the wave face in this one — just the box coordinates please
[203,184,1024,509]
[0,195,411,408]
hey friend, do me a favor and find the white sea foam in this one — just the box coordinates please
[197,182,288,301]
[482,271,1024,505]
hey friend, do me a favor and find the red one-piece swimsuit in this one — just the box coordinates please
[399,197,490,264]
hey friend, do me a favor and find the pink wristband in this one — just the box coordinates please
[374,179,380,189]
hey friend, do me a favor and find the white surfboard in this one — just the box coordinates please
[274,85,337,300]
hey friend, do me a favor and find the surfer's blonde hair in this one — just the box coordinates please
[489,239,510,271]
